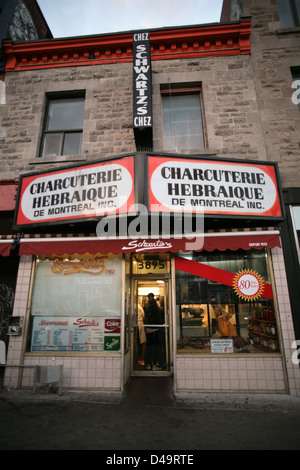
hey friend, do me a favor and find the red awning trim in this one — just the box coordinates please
[0,240,13,257]
[18,231,281,256]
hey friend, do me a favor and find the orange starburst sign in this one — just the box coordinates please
[232,269,265,301]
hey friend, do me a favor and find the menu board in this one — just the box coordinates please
[31,317,121,352]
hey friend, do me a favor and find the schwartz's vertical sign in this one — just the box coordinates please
[133,32,152,129]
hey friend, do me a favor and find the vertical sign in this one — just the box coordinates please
[133,32,153,130]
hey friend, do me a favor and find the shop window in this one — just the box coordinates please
[277,0,300,28]
[175,250,280,355]
[27,254,122,353]
[161,85,205,152]
[291,206,300,263]
[40,95,85,157]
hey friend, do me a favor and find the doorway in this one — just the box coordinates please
[131,277,171,376]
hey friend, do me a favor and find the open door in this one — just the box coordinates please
[132,278,171,376]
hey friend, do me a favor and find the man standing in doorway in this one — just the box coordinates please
[143,293,164,371]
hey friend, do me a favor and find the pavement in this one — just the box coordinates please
[1,377,300,451]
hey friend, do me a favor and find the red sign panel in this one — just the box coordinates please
[105,319,121,334]
[148,156,283,219]
[14,157,135,228]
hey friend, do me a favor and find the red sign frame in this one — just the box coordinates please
[148,156,284,220]
[14,156,135,229]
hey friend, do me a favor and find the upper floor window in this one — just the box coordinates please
[41,95,85,158]
[161,85,205,153]
[277,0,300,28]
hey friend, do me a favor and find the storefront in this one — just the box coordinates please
[3,153,300,396]
[281,188,300,345]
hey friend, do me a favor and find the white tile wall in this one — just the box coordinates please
[175,356,286,393]
[4,255,122,391]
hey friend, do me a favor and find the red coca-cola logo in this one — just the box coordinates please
[105,319,121,334]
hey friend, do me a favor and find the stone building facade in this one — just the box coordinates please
[223,0,300,344]
[0,1,300,396]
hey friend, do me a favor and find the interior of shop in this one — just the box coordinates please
[132,280,169,372]
[176,299,279,354]
[175,249,280,355]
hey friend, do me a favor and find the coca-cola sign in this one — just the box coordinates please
[105,319,121,334]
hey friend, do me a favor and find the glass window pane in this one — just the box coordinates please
[277,0,296,27]
[295,0,300,23]
[292,206,300,230]
[29,255,122,353]
[162,94,204,151]
[41,133,62,157]
[63,132,82,156]
[176,250,279,354]
[46,98,85,131]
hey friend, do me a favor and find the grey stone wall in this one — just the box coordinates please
[242,0,300,188]
[0,63,136,179]
[0,55,266,180]
[152,55,265,161]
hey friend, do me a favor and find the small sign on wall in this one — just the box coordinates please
[211,339,234,354]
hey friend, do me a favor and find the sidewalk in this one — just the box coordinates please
[1,378,300,450]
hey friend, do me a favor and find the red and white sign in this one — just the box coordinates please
[105,319,121,334]
[211,339,234,354]
[233,269,265,301]
[148,156,283,218]
[14,157,135,227]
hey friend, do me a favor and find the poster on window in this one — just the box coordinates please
[31,317,121,352]
[30,256,122,353]
[30,256,122,317]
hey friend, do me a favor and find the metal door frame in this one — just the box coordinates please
[130,275,172,376]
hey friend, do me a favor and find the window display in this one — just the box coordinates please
[175,249,279,354]
[28,254,122,353]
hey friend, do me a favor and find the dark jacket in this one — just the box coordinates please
[144,299,164,325]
